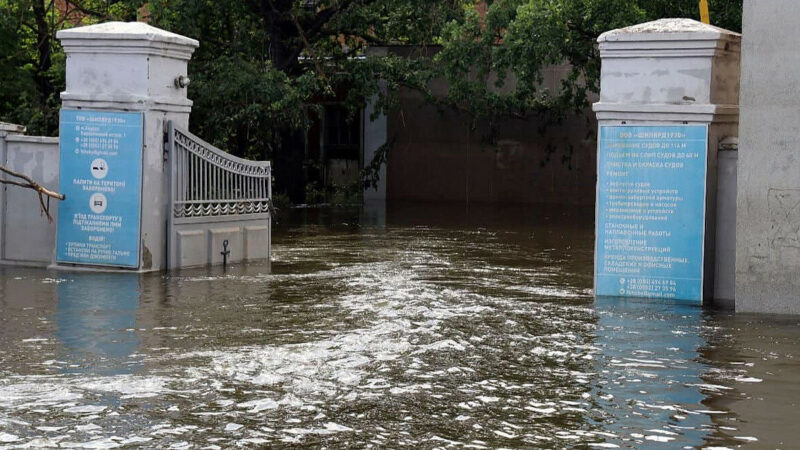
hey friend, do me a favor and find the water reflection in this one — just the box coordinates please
[56,274,141,375]
[360,200,386,227]
[698,312,800,448]
[0,204,797,448]
[591,297,713,446]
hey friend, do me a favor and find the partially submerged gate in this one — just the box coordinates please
[166,121,271,269]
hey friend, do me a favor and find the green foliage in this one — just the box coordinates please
[435,0,741,124]
[639,0,742,32]
[436,0,646,120]
[304,180,362,206]
[0,0,54,134]
[142,0,459,161]
[0,0,146,135]
[0,0,743,198]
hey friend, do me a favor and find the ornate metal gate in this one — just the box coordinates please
[166,121,271,269]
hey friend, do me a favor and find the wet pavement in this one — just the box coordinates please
[0,203,798,448]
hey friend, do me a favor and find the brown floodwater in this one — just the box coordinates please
[0,203,798,448]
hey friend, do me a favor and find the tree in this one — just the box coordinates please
[0,0,143,135]
[1,0,743,201]
[435,0,646,122]
[143,0,466,200]
[640,0,741,32]
[435,0,742,127]
[145,0,742,200]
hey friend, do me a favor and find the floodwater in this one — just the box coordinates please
[0,203,799,449]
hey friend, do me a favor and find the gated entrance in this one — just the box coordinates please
[0,22,271,271]
[166,122,271,269]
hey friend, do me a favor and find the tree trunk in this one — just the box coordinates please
[31,0,53,110]
[253,0,320,75]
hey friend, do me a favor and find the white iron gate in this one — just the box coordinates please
[166,121,271,269]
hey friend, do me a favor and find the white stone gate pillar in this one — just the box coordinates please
[54,22,198,271]
[592,19,740,305]
[736,1,800,314]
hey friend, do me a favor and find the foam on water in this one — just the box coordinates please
[0,209,793,447]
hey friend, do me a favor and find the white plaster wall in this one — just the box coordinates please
[0,135,60,266]
[600,57,714,105]
[736,0,800,314]
[171,217,271,268]
[65,53,149,99]
[148,55,191,101]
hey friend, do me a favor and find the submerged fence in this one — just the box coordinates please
[166,121,272,268]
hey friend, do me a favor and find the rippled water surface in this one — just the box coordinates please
[1,204,799,449]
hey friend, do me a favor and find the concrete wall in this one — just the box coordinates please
[386,64,597,206]
[0,124,60,267]
[736,0,800,314]
[363,90,388,202]
[172,218,270,268]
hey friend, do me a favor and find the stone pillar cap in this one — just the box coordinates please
[57,21,198,48]
[0,122,26,134]
[599,18,740,43]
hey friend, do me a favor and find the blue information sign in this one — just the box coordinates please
[56,110,143,268]
[595,125,708,303]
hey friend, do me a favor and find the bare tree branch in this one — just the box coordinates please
[290,9,328,80]
[0,165,65,222]
[63,0,109,20]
